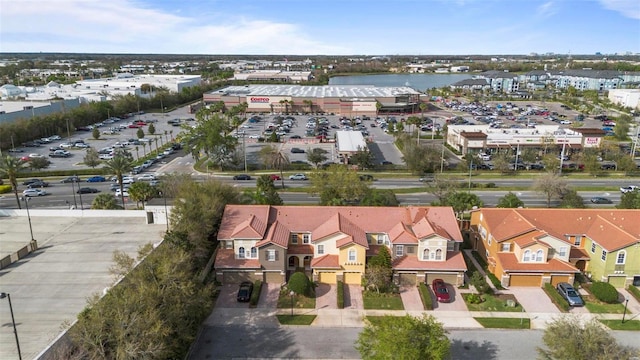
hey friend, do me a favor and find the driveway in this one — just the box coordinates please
[216,284,250,309]
[344,284,364,309]
[258,282,281,308]
[433,284,469,311]
[400,286,425,311]
[506,287,559,313]
[316,283,337,309]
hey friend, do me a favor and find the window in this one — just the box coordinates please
[250,247,257,258]
[407,246,415,254]
[225,241,233,249]
[317,244,324,255]
[435,249,443,260]
[396,245,404,257]
[377,237,384,245]
[591,242,596,253]
[601,250,607,261]
[501,243,510,252]
[523,250,531,262]
[423,248,430,260]
[574,236,582,246]
[485,250,489,258]
[288,257,296,267]
[291,233,298,244]
[616,251,626,265]
[238,247,245,259]
[487,235,492,246]
[536,250,544,262]
[348,249,356,262]
[558,246,567,257]
[303,234,310,244]
[267,249,276,261]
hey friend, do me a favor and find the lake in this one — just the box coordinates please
[328,73,472,91]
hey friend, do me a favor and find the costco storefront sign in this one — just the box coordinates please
[248,96,289,109]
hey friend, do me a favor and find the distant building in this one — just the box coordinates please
[608,89,640,109]
[336,131,367,163]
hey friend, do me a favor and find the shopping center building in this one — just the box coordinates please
[203,84,422,117]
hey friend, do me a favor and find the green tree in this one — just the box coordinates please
[136,127,145,139]
[541,154,561,173]
[534,172,567,208]
[365,246,394,293]
[148,123,156,135]
[613,115,631,141]
[401,138,444,175]
[350,146,374,170]
[492,151,512,174]
[84,148,101,168]
[538,316,638,360]
[425,175,461,204]
[128,181,157,208]
[360,189,399,206]
[91,193,121,210]
[356,314,450,360]
[443,191,483,218]
[496,192,524,208]
[103,154,133,209]
[28,156,51,170]
[181,108,238,170]
[259,145,289,189]
[309,164,370,205]
[0,155,26,209]
[559,189,586,208]
[618,190,640,209]
[306,148,328,168]
[92,127,101,140]
[248,175,283,205]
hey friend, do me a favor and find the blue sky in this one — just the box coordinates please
[1,0,638,55]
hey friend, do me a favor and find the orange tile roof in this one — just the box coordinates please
[388,222,418,244]
[256,220,289,248]
[310,254,341,269]
[218,205,271,239]
[569,247,590,260]
[483,209,536,242]
[288,245,314,255]
[215,248,261,269]
[496,253,578,273]
[392,251,467,271]
[511,230,550,249]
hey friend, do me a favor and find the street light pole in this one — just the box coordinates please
[622,297,629,323]
[289,290,295,317]
[70,179,78,209]
[159,191,169,232]
[21,197,34,241]
[0,292,23,360]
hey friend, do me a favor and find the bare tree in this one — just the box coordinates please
[534,172,567,207]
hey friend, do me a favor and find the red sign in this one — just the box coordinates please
[250,97,270,103]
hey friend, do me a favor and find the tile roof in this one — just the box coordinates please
[569,247,590,260]
[215,249,261,269]
[218,205,271,239]
[313,212,368,248]
[511,230,550,249]
[287,245,314,255]
[388,222,418,244]
[496,253,578,273]
[256,220,289,248]
[311,254,341,269]
[231,214,267,239]
[392,251,467,271]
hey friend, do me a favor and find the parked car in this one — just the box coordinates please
[121,176,136,184]
[620,185,638,193]
[27,180,49,188]
[289,173,308,180]
[137,174,157,181]
[432,279,451,303]
[22,188,47,197]
[77,187,99,194]
[236,281,254,302]
[114,189,129,197]
[556,282,584,307]
[290,147,305,153]
[590,197,612,204]
[233,174,252,180]
[86,176,106,183]
[49,150,71,158]
[22,178,45,186]
[61,176,81,183]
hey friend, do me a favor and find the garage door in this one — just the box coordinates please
[608,276,627,288]
[551,275,570,286]
[509,275,542,287]
[398,273,417,286]
[223,272,254,284]
[344,272,362,285]
[425,273,459,286]
[318,272,337,284]
[264,271,284,284]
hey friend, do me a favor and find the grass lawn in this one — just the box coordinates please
[463,293,524,312]
[277,292,316,309]
[363,291,405,310]
[598,319,640,331]
[584,300,626,314]
[474,317,530,329]
[276,315,317,325]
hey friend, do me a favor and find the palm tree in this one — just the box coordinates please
[266,149,289,189]
[0,155,25,209]
[135,146,139,160]
[142,143,147,156]
[164,130,168,144]
[104,154,133,209]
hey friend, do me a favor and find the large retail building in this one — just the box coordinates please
[203,84,422,117]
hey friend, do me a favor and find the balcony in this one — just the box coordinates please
[614,264,625,273]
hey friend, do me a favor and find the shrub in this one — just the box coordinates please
[544,283,570,312]
[249,280,262,307]
[470,271,491,295]
[466,293,484,304]
[590,281,619,304]
[418,283,433,310]
[0,184,12,194]
[487,273,505,290]
[288,272,312,296]
[337,281,344,309]
[484,182,496,188]
[627,285,640,303]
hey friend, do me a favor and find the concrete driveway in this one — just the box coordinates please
[506,287,559,313]
[400,286,425,311]
[258,282,281,308]
[344,284,364,309]
[433,284,469,311]
[216,283,250,308]
[316,283,337,309]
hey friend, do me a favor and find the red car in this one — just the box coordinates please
[432,279,451,303]
[128,124,140,128]
[269,174,281,181]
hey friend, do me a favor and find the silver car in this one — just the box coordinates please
[556,282,584,307]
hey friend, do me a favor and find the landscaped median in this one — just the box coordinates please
[474,317,530,329]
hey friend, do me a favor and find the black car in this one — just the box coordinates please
[359,174,375,181]
[61,176,82,183]
[27,180,50,188]
[23,178,48,187]
[237,281,254,302]
[233,174,252,180]
[290,147,305,153]
[590,197,612,204]
[77,187,100,194]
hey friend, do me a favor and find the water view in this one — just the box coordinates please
[328,73,473,91]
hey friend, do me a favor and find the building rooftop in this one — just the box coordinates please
[211,84,421,99]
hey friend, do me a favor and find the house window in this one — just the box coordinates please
[250,247,257,258]
[536,250,544,262]
[407,246,415,254]
[396,245,404,257]
[225,241,233,249]
[288,257,296,267]
[318,244,324,255]
[303,234,310,244]
[291,233,298,244]
[574,236,582,246]
[423,248,430,260]
[238,247,245,259]
[267,249,276,261]
[601,250,607,261]
[435,249,443,260]
[501,243,510,252]
[616,251,626,264]
[348,249,356,262]
[377,237,384,245]
[447,241,455,251]
[558,246,567,257]
[523,250,531,262]
[591,242,596,253]
[485,250,490,258]
[487,234,492,246]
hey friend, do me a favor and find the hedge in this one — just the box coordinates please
[337,281,344,309]
[627,285,640,303]
[543,283,570,312]
[0,184,12,194]
[249,280,262,307]
[590,281,619,304]
[418,283,433,310]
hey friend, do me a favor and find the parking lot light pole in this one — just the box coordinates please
[290,290,295,317]
[0,292,23,360]
[159,191,169,232]
[76,176,84,210]
[70,179,78,209]
[622,297,629,323]
[21,197,34,241]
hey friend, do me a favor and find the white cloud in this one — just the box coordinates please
[598,0,640,19]
[537,1,557,18]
